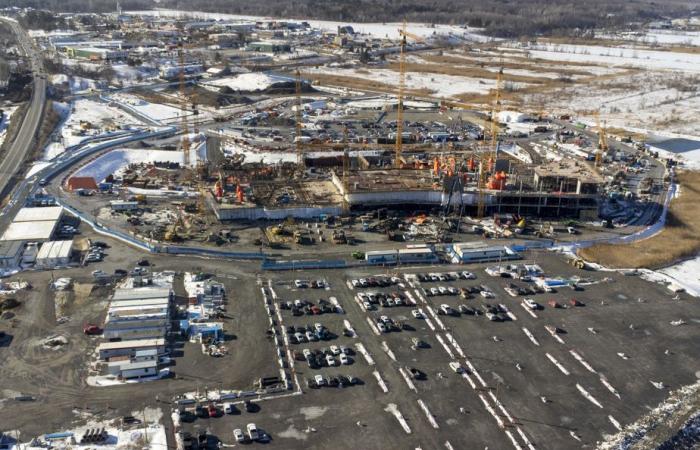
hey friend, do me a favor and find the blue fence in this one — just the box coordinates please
[261,259,348,271]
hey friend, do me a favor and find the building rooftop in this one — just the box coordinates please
[112,287,171,301]
[1,220,58,242]
[97,338,165,351]
[13,206,63,222]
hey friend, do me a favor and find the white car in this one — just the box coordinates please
[430,287,439,296]
[449,361,465,373]
[314,374,326,386]
[330,345,341,355]
[294,280,308,288]
[377,322,387,333]
[247,423,259,441]
[391,276,402,284]
[233,428,245,442]
[412,309,423,319]
[306,331,318,342]
[380,315,390,324]
[447,287,459,295]
[224,403,236,414]
[340,353,350,365]
[363,301,373,310]
[326,354,336,366]
[480,290,495,298]
[461,271,476,280]
[524,298,540,310]
[438,286,448,295]
[351,279,360,287]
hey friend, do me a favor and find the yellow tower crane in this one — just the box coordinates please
[395,21,424,169]
[594,110,608,167]
[178,39,191,168]
[476,67,504,218]
[295,70,304,170]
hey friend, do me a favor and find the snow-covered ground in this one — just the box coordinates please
[42,99,144,160]
[600,29,700,47]
[306,66,499,98]
[128,9,490,41]
[203,72,292,92]
[656,256,700,297]
[50,74,101,94]
[0,105,18,148]
[510,42,700,73]
[73,141,206,183]
[108,93,184,124]
[5,408,167,450]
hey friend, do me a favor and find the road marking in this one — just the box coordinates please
[600,376,621,399]
[355,343,374,366]
[520,303,538,318]
[374,371,389,393]
[381,341,397,362]
[609,415,622,431]
[545,353,570,375]
[522,327,540,346]
[576,383,604,409]
[446,333,465,358]
[569,350,596,373]
[417,399,439,429]
[545,326,566,344]
[435,334,454,359]
[366,317,381,336]
[385,403,411,434]
[424,317,436,331]
[398,367,417,393]
[444,442,455,450]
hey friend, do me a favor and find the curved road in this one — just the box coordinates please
[0,17,46,204]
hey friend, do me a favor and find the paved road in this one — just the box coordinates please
[0,17,46,202]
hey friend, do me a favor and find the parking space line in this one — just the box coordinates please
[569,350,596,373]
[444,441,455,450]
[417,399,439,429]
[381,341,397,362]
[545,353,570,375]
[398,367,417,393]
[374,371,389,393]
[355,343,375,366]
[545,326,566,344]
[600,376,621,399]
[385,403,411,434]
[435,334,455,359]
[521,328,540,346]
[515,427,536,450]
[520,303,538,318]
[504,430,524,450]
[366,316,381,335]
[609,415,622,431]
[576,383,604,409]
[461,371,477,389]
[343,319,357,338]
[445,333,465,358]
[424,317,436,331]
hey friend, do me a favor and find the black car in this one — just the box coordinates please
[137,259,150,266]
[114,269,128,276]
[244,400,256,413]
[407,367,427,380]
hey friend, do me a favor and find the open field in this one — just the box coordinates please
[579,170,700,269]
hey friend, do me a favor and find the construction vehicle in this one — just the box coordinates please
[332,229,347,244]
[569,257,589,270]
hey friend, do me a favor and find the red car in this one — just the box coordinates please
[569,299,584,307]
[548,300,562,309]
[83,324,102,335]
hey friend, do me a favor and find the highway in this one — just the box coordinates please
[0,17,46,203]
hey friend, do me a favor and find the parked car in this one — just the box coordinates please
[246,423,259,441]
[449,362,465,373]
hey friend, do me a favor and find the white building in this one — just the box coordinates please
[450,242,519,263]
[97,338,165,360]
[35,240,73,269]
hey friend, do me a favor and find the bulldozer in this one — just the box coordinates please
[569,257,588,270]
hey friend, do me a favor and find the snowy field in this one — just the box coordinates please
[508,42,700,73]
[108,93,184,124]
[44,99,144,160]
[127,9,490,41]
[73,142,206,183]
[202,72,292,92]
[601,29,700,47]
[306,66,499,98]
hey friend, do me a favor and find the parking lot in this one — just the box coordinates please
[2,227,699,450]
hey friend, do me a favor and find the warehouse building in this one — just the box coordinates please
[449,242,519,263]
[246,40,292,54]
[0,241,24,269]
[1,206,64,243]
[106,360,159,379]
[35,240,74,269]
[65,46,129,61]
[97,338,166,360]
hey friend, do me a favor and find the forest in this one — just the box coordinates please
[1,0,695,37]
